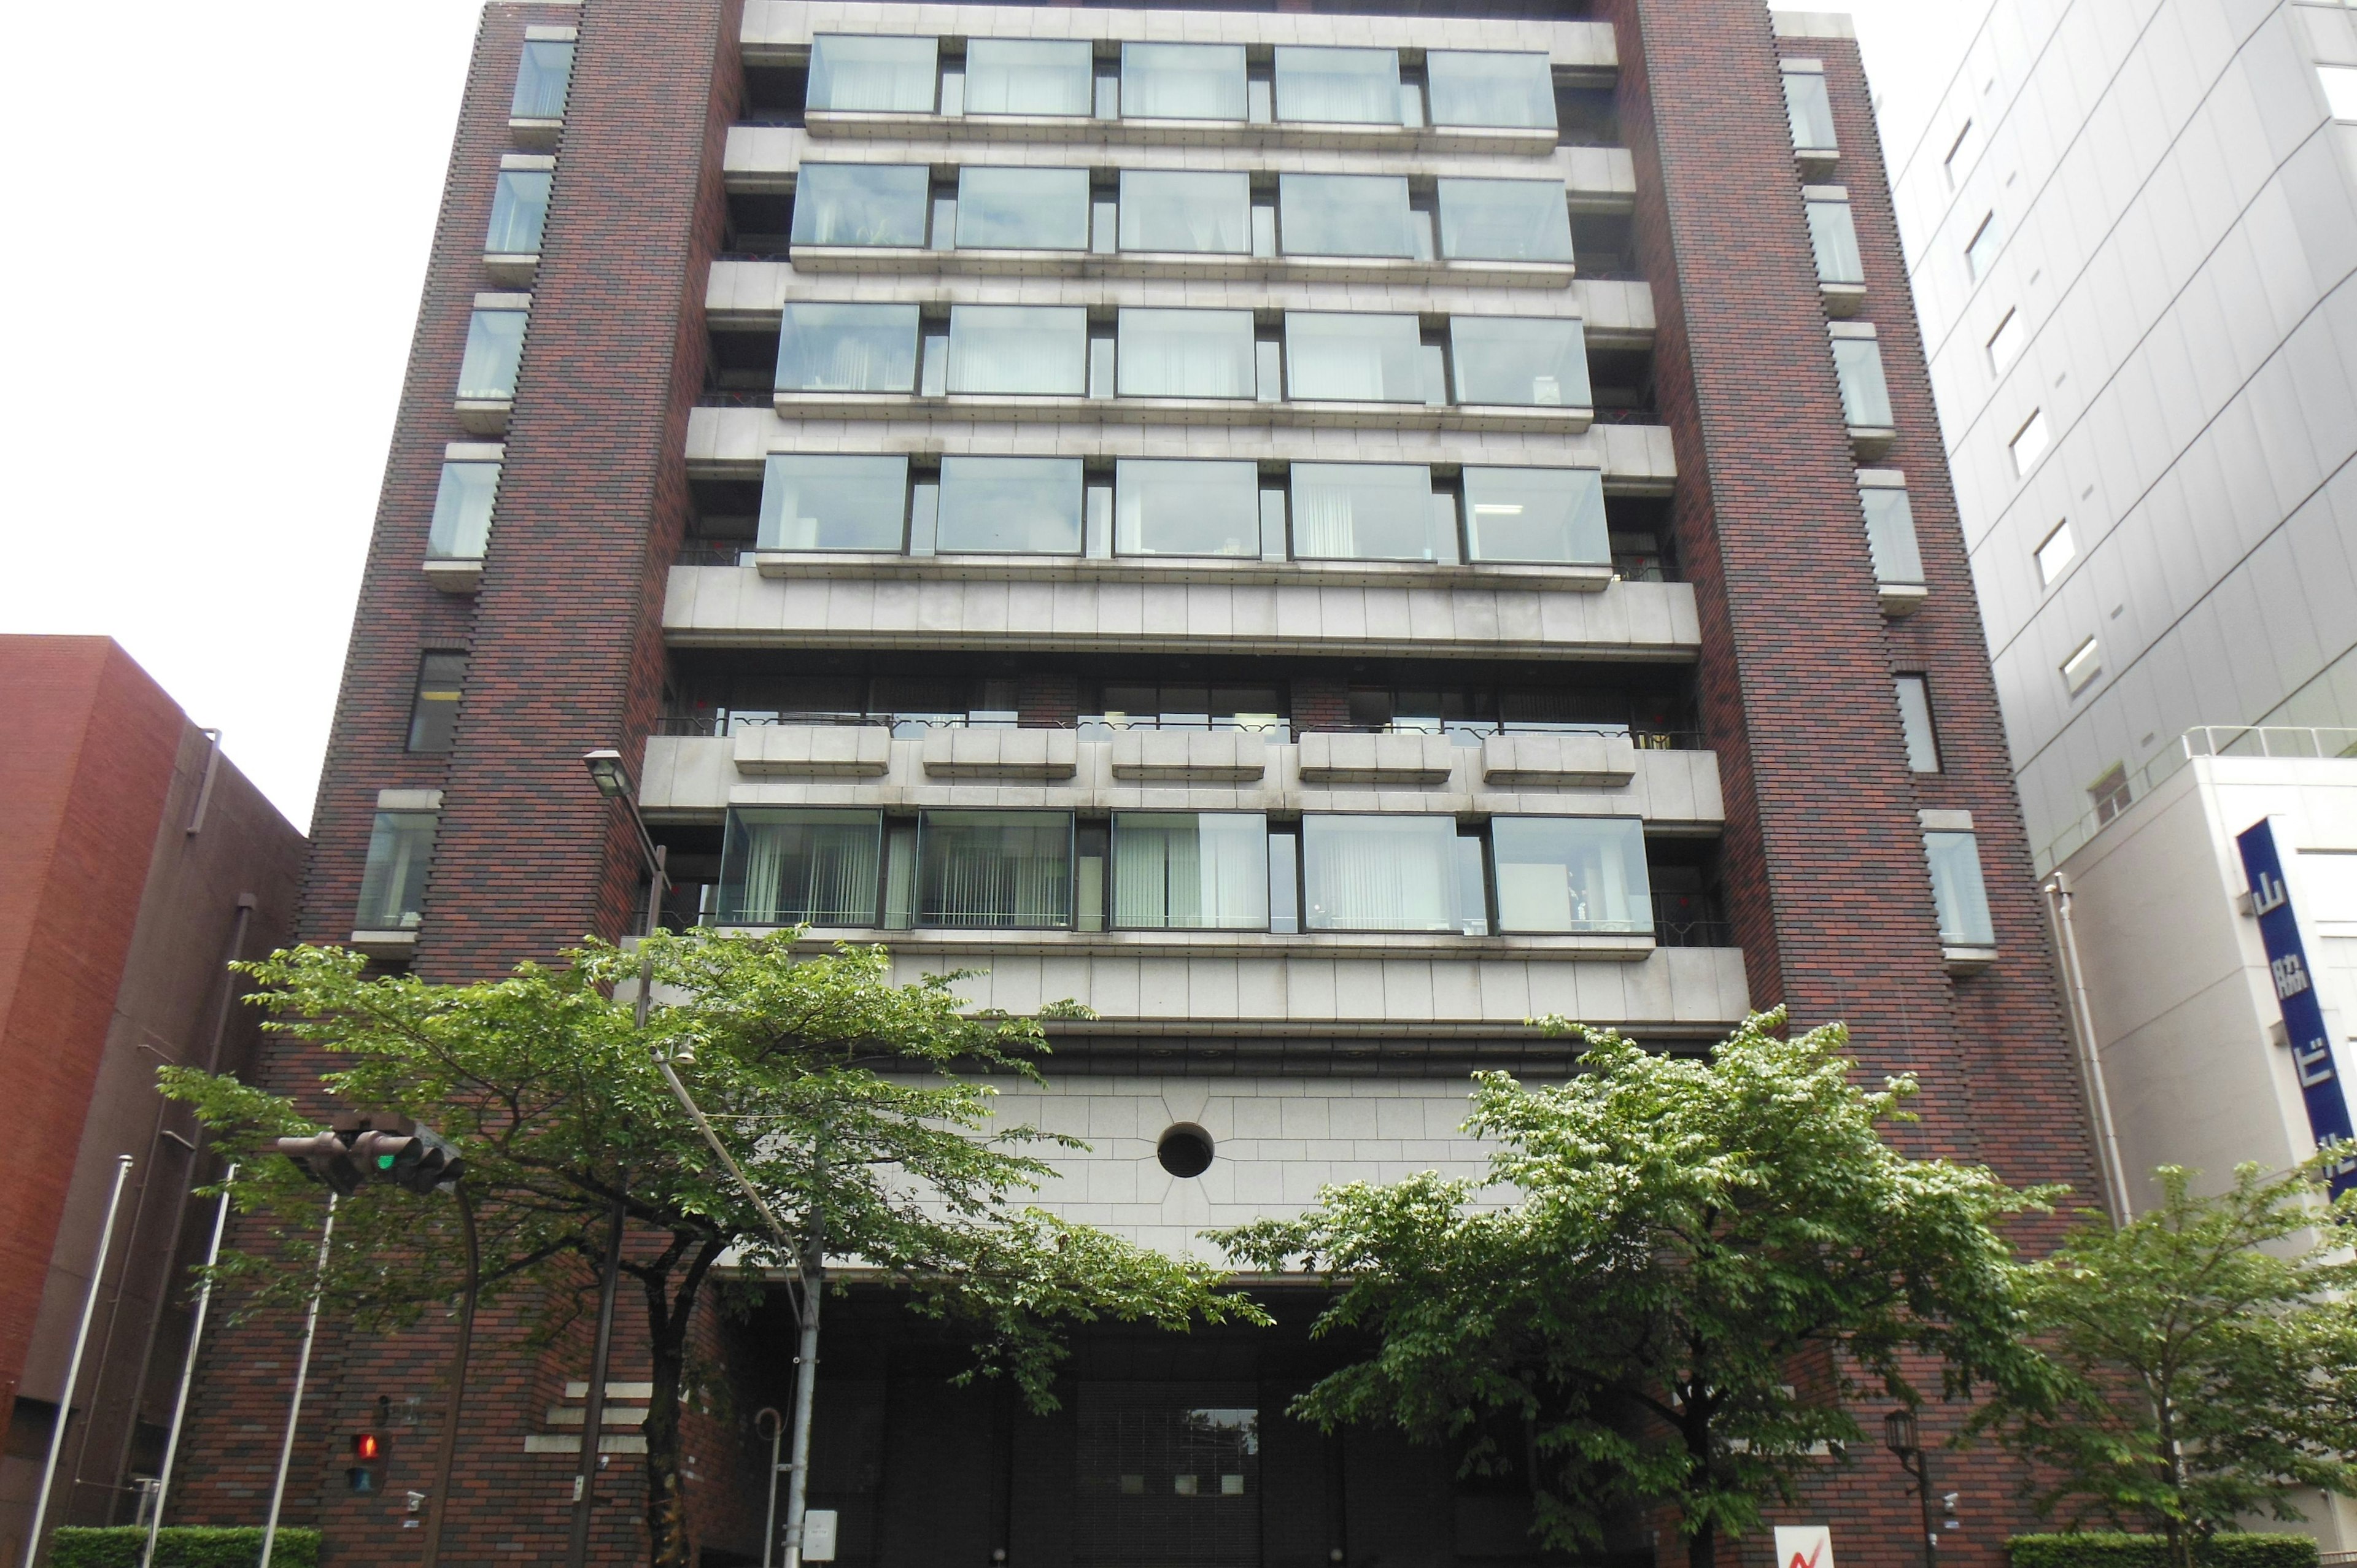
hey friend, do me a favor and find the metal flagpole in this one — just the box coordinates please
[24,1154,135,1568]
[261,1194,338,1568]
[141,1164,238,1568]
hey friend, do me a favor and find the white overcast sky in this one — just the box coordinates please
[0,0,1985,835]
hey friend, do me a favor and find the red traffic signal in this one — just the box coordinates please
[354,1433,382,1462]
[348,1431,384,1493]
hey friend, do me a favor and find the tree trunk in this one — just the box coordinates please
[641,1237,724,1568]
[1687,1521,1716,1568]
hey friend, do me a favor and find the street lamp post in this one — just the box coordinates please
[1883,1408,1940,1568]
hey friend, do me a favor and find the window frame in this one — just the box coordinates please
[1894,675,1941,773]
[1924,830,1996,948]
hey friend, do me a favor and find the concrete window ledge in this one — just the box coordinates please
[1848,423,1896,461]
[710,924,1662,961]
[1480,732,1638,788]
[798,107,1563,158]
[785,244,1579,290]
[1109,729,1269,782]
[921,727,1079,780]
[1819,280,1865,318]
[1941,944,1998,976]
[768,389,1595,435]
[455,397,513,436]
[746,550,1617,593]
[484,250,541,287]
[1878,582,1929,618]
[422,558,484,595]
[735,724,892,778]
[347,929,419,959]
[1796,147,1839,179]
[1298,731,1457,785]
[509,116,562,152]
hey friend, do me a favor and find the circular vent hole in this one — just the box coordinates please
[1156,1124,1215,1178]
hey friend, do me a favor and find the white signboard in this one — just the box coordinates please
[1775,1525,1834,1568]
[802,1508,839,1563]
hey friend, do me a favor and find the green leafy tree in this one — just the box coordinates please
[165,931,1259,1567]
[1970,1161,2357,1568]
[1214,1010,2053,1568]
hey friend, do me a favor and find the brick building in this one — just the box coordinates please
[168,3,2099,1566]
[0,637,303,1563]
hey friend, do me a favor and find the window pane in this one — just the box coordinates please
[1302,816,1467,932]
[428,462,500,560]
[1491,817,1651,934]
[1116,309,1255,398]
[937,456,1083,554]
[791,164,931,247]
[1895,677,1940,772]
[965,39,1093,116]
[1426,51,1555,129]
[1291,463,1442,562]
[1448,316,1590,407]
[1115,460,1260,557]
[1925,831,1995,946]
[1862,488,1925,585]
[407,654,468,754]
[486,170,551,253]
[511,40,574,119]
[357,812,437,929]
[1112,813,1269,930]
[1436,179,1573,262]
[1783,69,1836,152]
[1462,467,1609,565]
[947,305,1086,395]
[1283,314,1423,403]
[807,35,938,112]
[1121,42,1246,120]
[1278,174,1414,258]
[956,167,1089,250]
[919,810,1072,928]
[1806,198,1864,285]
[759,454,909,550]
[2036,519,2076,584]
[718,808,883,925]
[776,303,919,393]
[1833,338,1894,427]
[457,310,525,400]
[1117,170,1250,254]
[1273,46,1400,124]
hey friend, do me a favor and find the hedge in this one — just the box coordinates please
[2008,1534,2320,1568]
[48,1527,320,1568]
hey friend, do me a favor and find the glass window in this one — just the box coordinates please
[357,811,437,930]
[428,462,500,560]
[759,454,909,551]
[2036,519,2076,585]
[2010,409,2049,475]
[1437,179,1574,262]
[919,810,1072,928]
[1806,196,1863,285]
[1462,467,1609,566]
[807,35,939,113]
[1924,830,1995,946]
[486,169,551,253]
[965,39,1093,116]
[1943,119,1978,188]
[776,303,919,393]
[937,456,1084,554]
[2062,635,2100,694]
[1894,676,1940,772]
[511,39,574,120]
[2324,65,2357,121]
[1115,460,1260,558]
[457,310,526,400]
[406,654,468,754]
[791,164,931,247]
[1782,67,1836,152]
[1302,816,1469,933]
[1273,46,1401,124]
[955,167,1089,250]
[946,306,1086,396]
[1965,211,2000,280]
[1116,309,1255,399]
[1086,684,1287,736]
[1117,170,1250,254]
[1290,463,1443,562]
[718,808,883,926]
[1491,817,1651,934]
[2091,764,2132,827]
[1860,487,1925,585]
[1448,316,1590,407]
[1833,338,1893,427]
[1283,314,1423,403]
[1277,174,1414,259]
[1112,813,1269,930]
[1121,42,1246,120]
[1426,50,1555,129]
[1988,308,2023,370]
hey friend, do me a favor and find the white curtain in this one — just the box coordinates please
[964,40,1092,116]
[948,307,1085,395]
[1274,47,1399,123]
[1305,819,1455,932]
[1121,43,1246,120]
[1117,312,1253,398]
[810,36,937,112]
[1113,815,1266,929]
[923,816,1070,927]
[733,814,880,925]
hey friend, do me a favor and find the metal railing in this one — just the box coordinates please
[2037,725,2357,875]
[1654,915,1732,948]
[657,713,1709,749]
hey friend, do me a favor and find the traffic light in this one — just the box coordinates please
[348,1431,384,1494]
[274,1115,465,1195]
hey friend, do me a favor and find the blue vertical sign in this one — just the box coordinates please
[2235,819,2357,1196]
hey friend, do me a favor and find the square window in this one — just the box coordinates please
[1987,307,2023,371]
[807,35,938,113]
[1117,170,1251,254]
[1277,173,1414,259]
[1965,210,2001,279]
[1115,309,1255,399]
[1806,196,1864,286]
[457,309,527,401]
[2035,517,2076,584]
[776,303,919,393]
[1461,467,1609,565]
[2062,635,2101,694]
[956,166,1090,250]
[2010,408,2050,476]
[718,808,884,925]
[1426,51,1555,130]
[1272,45,1401,124]
[406,653,468,754]
[1490,816,1651,934]
[1447,316,1590,408]
[789,164,931,247]
[935,456,1084,554]
[486,169,551,254]
[428,462,500,560]
[1302,816,1473,933]
[1942,118,1977,188]
[1121,42,1247,120]
[2089,763,2131,826]
[1781,66,1836,153]
[1924,830,1995,946]
[2321,65,2357,121]
[1283,313,1424,403]
[945,305,1086,396]
[1832,336,1894,427]
[357,811,438,930]
[1110,813,1269,930]
[1436,178,1574,262]
[1113,460,1261,558]
[759,454,909,552]
[511,39,575,120]
[1894,676,1940,772]
[918,810,1074,929]
[1289,463,1444,562]
[1860,487,1925,585]
[964,39,1093,117]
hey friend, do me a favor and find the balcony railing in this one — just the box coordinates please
[656,713,1708,748]
[2035,724,2357,875]
[1653,914,1731,948]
